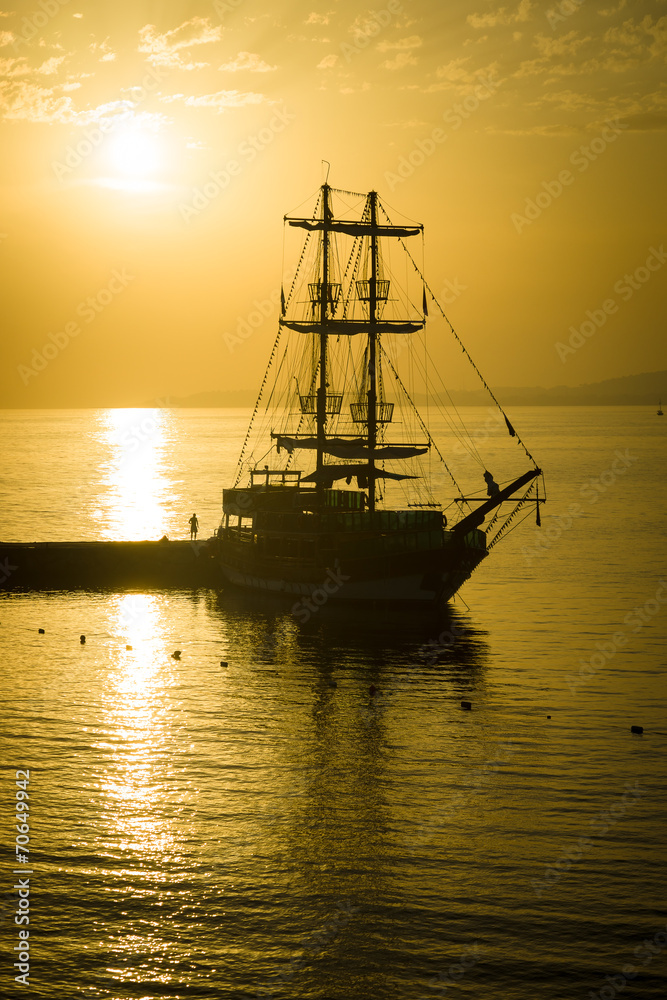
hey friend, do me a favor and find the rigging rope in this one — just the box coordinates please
[392,228,539,469]
[379,343,468,503]
[233,326,283,486]
[487,481,539,549]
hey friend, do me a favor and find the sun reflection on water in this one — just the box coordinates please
[99,594,180,859]
[95,408,175,540]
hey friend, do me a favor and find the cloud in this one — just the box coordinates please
[381,51,418,70]
[306,12,333,25]
[0,29,14,46]
[432,58,501,92]
[513,15,665,79]
[377,35,422,52]
[317,54,338,69]
[218,51,276,72]
[599,0,627,17]
[0,55,65,77]
[0,80,75,123]
[515,85,667,131]
[161,89,267,112]
[534,31,591,58]
[90,38,116,63]
[468,0,534,29]
[138,17,222,70]
[604,15,667,60]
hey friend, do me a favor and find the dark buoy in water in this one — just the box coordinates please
[220,660,228,667]
[630,725,643,735]
[461,700,472,710]
[38,628,45,634]
[172,650,181,659]
[547,715,551,720]
[329,680,338,688]
[80,635,86,644]
[369,684,377,696]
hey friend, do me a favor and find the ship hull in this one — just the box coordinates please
[215,527,487,604]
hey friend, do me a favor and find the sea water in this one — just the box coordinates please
[0,406,665,999]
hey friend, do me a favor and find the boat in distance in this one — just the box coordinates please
[214,182,544,603]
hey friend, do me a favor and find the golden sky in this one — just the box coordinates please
[0,0,665,407]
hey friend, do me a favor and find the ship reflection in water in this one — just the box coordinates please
[203,586,490,835]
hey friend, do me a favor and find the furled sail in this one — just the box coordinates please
[275,436,429,460]
[280,320,424,336]
[287,219,422,238]
[301,464,419,486]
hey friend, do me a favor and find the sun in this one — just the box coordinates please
[107,126,163,177]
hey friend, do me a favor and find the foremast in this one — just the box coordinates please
[316,183,332,497]
[367,190,379,512]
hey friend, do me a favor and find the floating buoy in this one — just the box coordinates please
[126,645,132,651]
[38,628,45,634]
[461,700,472,710]
[172,650,181,659]
[630,725,643,735]
[369,684,377,696]
[220,660,228,667]
[329,680,337,688]
[547,715,551,719]
[80,635,86,644]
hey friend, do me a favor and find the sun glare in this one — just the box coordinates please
[108,128,163,177]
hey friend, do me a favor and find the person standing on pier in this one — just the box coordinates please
[189,513,199,540]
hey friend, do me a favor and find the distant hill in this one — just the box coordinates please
[165,370,666,408]
[444,370,667,407]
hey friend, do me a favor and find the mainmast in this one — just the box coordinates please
[316,183,331,497]
[367,191,379,513]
